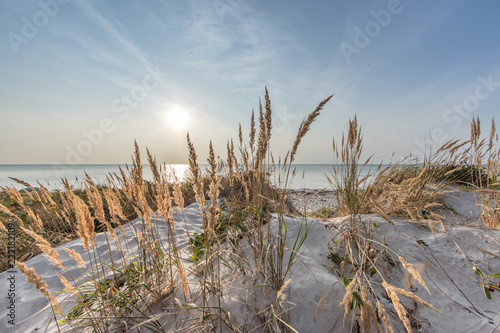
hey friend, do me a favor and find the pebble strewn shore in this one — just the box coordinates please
[286,189,337,215]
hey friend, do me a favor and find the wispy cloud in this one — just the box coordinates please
[183,0,299,96]
[74,0,153,69]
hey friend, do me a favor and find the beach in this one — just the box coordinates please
[3,1,500,331]
[1,187,499,332]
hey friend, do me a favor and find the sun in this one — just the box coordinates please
[165,108,190,131]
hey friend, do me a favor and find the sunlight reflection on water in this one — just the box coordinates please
[161,164,190,183]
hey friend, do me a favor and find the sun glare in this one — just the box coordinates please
[165,108,189,131]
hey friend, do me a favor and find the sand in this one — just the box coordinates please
[1,190,499,332]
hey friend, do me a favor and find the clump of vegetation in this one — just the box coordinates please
[323,116,444,332]
[429,164,488,186]
[473,265,500,299]
[366,162,447,223]
[0,184,89,273]
[327,115,376,218]
[438,117,500,228]
[314,206,336,219]
[325,215,443,333]
[325,115,446,223]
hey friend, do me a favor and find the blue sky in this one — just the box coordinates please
[1,0,500,165]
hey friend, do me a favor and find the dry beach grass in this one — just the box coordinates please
[0,89,499,332]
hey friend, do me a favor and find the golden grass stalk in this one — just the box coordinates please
[254,102,268,170]
[117,166,134,202]
[471,116,481,148]
[21,227,66,271]
[488,117,496,148]
[172,181,185,213]
[207,141,220,239]
[8,177,32,189]
[69,192,95,252]
[264,86,272,143]
[56,273,78,295]
[156,183,173,221]
[347,116,358,149]
[376,300,394,333]
[103,188,121,220]
[391,285,443,315]
[360,285,371,333]
[226,140,235,187]
[242,177,250,202]
[178,258,190,299]
[250,109,256,152]
[132,140,144,185]
[2,186,24,205]
[21,189,35,202]
[382,281,412,333]
[106,188,126,221]
[0,202,24,227]
[37,182,58,207]
[64,247,86,269]
[0,218,7,233]
[360,284,382,333]
[398,256,430,294]
[58,189,74,223]
[134,183,154,233]
[187,133,205,212]
[239,123,244,148]
[147,147,162,185]
[2,186,44,230]
[276,278,291,302]
[339,276,357,325]
[85,178,106,223]
[86,182,118,243]
[103,188,127,237]
[290,94,333,163]
[16,262,62,314]
[25,206,44,231]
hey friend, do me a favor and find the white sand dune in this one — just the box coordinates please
[0,203,204,333]
[1,192,500,332]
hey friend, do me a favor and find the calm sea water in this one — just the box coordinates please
[0,164,384,191]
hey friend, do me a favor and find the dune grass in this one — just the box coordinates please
[0,90,498,332]
[0,89,333,332]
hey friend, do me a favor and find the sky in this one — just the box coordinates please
[1,0,500,166]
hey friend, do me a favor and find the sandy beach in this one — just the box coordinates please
[1,188,499,333]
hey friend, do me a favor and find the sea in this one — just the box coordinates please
[0,164,384,191]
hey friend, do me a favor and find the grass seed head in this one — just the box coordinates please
[16,261,62,314]
[383,281,412,333]
[376,300,394,333]
[63,247,86,268]
[398,256,430,294]
[340,276,357,325]
[21,227,66,271]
